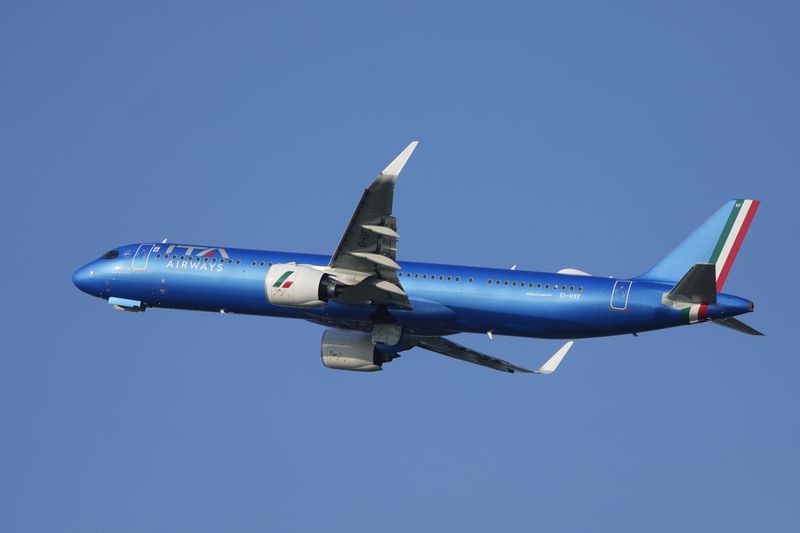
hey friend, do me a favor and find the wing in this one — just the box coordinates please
[328,141,418,308]
[413,336,534,373]
[413,336,575,374]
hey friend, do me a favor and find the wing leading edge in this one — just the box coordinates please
[413,336,574,374]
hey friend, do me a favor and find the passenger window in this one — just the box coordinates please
[487,279,492,284]
[495,280,500,285]
[236,260,241,265]
[512,281,517,286]
[537,283,542,288]
[252,261,256,266]
[570,286,574,291]
[454,276,459,282]
[578,286,583,292]
[504,281,509,286]
[260,261,265,267]
[422,274,427,279]
[156,254,161,258]
[414,274,419,279]
[561,285,566,290]
[545,283,550,289]
[439,275,444,281]
[468,277,473,283]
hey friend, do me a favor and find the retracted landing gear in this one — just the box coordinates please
[370,305,403,346]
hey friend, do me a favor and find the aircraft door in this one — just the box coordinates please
[132,244,155,271]
[610,280,632,310]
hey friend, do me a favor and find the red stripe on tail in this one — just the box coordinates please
[717,200,760,291]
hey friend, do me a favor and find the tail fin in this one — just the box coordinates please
[637,199,760,290]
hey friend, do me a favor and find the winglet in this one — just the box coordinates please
[534,341,574,374]
[381,141,418,177]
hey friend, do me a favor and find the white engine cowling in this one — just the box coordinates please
[321,329,397,372]
[266,263,338,307]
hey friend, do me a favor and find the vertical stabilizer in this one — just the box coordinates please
[637,199,760,290]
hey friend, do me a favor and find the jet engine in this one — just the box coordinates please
[320,329,398,372]
[266,264,341,307]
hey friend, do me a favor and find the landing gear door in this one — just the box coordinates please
[132,244,155,271]
[610,280,632,310]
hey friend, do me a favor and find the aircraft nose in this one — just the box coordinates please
[72,264,96,294]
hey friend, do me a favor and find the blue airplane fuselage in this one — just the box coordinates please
[73,243,753,340]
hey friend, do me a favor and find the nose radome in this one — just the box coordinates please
[72,265,95,294]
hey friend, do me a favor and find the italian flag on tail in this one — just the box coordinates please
[709,199,760,292]
[682,303,709,325]
[679,198,760,324]
[637,198,761,324]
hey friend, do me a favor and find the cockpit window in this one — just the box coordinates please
[100,249,119,259]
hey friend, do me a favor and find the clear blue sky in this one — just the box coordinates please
[1,2,797,531]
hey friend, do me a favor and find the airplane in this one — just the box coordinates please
[72,142,763,374]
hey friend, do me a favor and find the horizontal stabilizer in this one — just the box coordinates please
[667,263,717,304]
[534,341,574,374]
[713,317,764,336]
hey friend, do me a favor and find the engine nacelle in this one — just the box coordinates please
[320,329,397,372]
[266,263,338,307]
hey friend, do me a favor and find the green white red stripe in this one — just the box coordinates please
[682,303,710,324]
[272,270,295,289]
[708,199,760,291]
